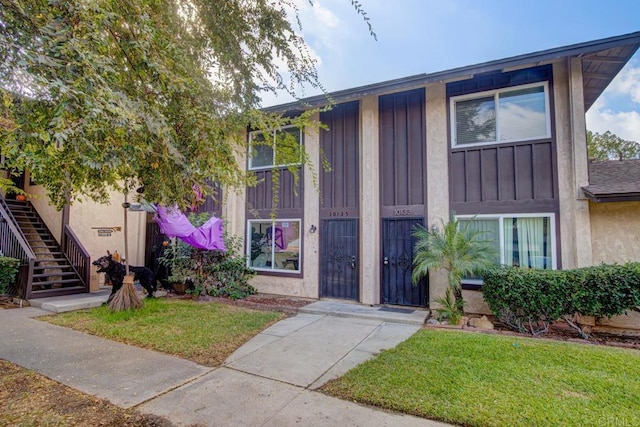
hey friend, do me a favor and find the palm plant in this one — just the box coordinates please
[412,214,497,321]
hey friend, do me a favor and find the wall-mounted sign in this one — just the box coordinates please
[91,226,122,237]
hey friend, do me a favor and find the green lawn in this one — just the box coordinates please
[321,329,640,427]
[42,298,284,367]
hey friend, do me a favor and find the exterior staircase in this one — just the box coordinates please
[1,197,89,299]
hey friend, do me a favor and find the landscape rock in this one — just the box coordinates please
[469,315,494,330]
[426,318,441,325]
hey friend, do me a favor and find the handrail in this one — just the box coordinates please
[0,202,36,298]
[0,196,29,243]
[63,224,91,290]
[0,203,36,261]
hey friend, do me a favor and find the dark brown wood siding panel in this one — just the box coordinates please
[481,149,498,201]
[246,169,303,218]
[379,89,425,212]
[451,141,556,206]
[320,101,359,215]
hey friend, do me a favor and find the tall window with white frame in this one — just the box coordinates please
[451,82,551,148]
[457,214,556,285]
[246,125,303,274]
[248,220,301,273]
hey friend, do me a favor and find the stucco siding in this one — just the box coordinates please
[590,201,640,264]
[69,189,147,288]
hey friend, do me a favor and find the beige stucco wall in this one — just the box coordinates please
[24,173,63,244]
[589,200,640,330]
[590,201,640,264]
[425,82,451,309]
[360,95,381,305]
[554,59,593,270]
[68,189,147,289]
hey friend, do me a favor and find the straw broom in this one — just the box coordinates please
[109,190,143,311]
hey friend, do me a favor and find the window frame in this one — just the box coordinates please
[450,82,551,149]
[246,218,302,274]
[248,125,303,171]
[456,212,557,286]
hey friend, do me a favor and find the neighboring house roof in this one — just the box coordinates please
[265,31,640,114]
[583,160,640,202]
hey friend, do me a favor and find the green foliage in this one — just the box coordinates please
[565,263,640,320]
[587,130,640,161]
[0,0,374,209]
[482,266,567,335]
[0,256,20,294]
[412,214,497,308]
[43,298,284,367]
[432,287,464,325]
[322,329,640,427]
[483,263,640,338]
[158,213,256,299]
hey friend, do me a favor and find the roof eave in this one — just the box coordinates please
[263,31,640,114]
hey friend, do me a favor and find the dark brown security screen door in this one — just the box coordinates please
[321,219,358,299]
[382,218,426,306]
[379,89,427,307]
[319,102,359,300]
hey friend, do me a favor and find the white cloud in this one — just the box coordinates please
[312,1,339,29]
[604,63,640,104]
[586,62,640,142]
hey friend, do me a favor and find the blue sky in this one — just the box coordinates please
[263,0,640,142]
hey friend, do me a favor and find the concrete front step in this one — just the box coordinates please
[299,301,429,326]
[29,290,111,313]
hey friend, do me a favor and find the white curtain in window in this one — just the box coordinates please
[516,217,546,269]
[503,218,514,266]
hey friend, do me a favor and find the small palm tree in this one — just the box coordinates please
[412,214,497,319]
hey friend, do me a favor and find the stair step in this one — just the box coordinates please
[33,271,79,278]
[33,265,75,271]
[34,258,69,263]
[31,279,82,286]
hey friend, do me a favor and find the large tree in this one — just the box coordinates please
[0,0,373,209]
[587,130,640,161]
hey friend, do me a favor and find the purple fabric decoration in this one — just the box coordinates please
[155,205,226,251]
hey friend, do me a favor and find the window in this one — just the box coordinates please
[451,83,550,147]
[247,219,301,273]
[457,213,556,285]
[248,126,302,170]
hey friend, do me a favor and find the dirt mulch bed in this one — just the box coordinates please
[429,318,640,350]
[0,360,175,427]
[164,292,315,314]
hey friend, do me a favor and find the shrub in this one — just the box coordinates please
[483,266,567,335]
[0,257,20,295]
[483,263,640,338]
[158,214,257,300]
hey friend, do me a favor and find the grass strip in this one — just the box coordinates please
[322,329,640,427]
[42,298,284,366]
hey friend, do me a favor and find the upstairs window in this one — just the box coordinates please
[451,83,550,148]
[248,126,302,170]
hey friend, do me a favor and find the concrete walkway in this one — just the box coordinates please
[0,298,448,426]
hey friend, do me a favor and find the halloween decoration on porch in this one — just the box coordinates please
[108,191,142,311]
[155,205,226,251]
[93,253,156,302]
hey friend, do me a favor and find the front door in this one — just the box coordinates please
[320,219,358,299]
[381,218,427,306]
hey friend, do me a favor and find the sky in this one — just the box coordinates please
[262,0,640,142]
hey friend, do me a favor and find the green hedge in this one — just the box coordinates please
[483,263,640,338]
[0,256,20,295]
